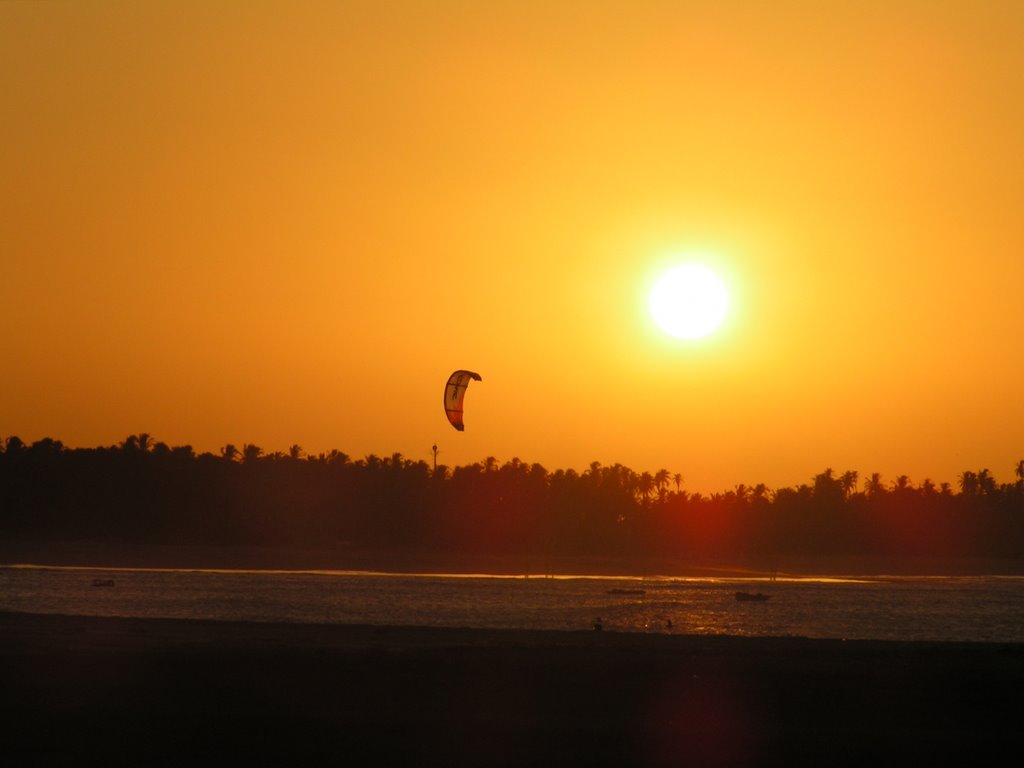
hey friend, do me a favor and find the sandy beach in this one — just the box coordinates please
[2,611,1021,766]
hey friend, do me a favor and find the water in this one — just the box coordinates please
[2,565,1023,642]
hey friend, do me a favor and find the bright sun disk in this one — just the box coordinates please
[649,264,729,339]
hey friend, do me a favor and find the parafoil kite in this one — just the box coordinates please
[444,370,482,431]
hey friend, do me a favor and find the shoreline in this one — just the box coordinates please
[3,539,1022,578]
[4,611,1022,766]
[5,609,1024,651]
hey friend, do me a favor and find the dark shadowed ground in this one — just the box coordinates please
[2,611,1021,767]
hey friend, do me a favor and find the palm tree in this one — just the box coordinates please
[326,449,349,466]
[288,444,303,460]
[28,437,64,456]
[241,443,263,464]
[637,472,655,506]
[220,444,240,462]
[891,475,912,492]
[958,470,978,496]
[813,468,843,505]
[672,472,683,494]
[654,469,671,502]
[839,470,859,499]
[733,485,750,505]
[977,468,996,495]
[121,433,153,453]
[865,473,884,497]
[1015,460,1024,488]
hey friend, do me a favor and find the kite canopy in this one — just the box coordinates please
[444,370,482,431]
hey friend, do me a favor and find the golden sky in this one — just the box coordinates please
[3,1,1022,493]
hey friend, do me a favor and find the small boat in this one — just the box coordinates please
[91,578,115,588]
[606,588,646,596]
[735,591,769,602]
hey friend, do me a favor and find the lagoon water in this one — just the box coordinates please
[2,565,1023,643]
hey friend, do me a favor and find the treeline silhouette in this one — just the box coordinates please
[2,434,1024,566]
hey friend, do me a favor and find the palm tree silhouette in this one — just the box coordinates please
[637,472,654,506]
[839,470,858,499]
[121,433,152,453]
[2,436,25,453]
[891,475,912,492]
[654,469,671,502]
[958,471,978,496]
[865,473,885,497]
[241,444,263,464]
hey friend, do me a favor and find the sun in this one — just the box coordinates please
[649,264,729,339]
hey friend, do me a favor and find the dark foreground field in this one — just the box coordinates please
[2,612,1021,767]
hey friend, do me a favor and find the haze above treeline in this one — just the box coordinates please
[2,435,1023,572]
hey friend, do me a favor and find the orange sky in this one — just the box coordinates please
[3,1,1022,493]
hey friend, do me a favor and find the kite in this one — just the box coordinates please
[444,370,482,431]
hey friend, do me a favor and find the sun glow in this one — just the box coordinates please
[649,264,730,339]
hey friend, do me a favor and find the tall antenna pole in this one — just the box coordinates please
[431,443,439,473]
